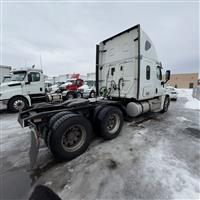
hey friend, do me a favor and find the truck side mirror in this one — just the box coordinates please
[28,74,32,82]
[165,70,171,81]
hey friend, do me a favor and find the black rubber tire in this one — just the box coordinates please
[89,91,96,98]
[48,111,73,129]
[8,96,29,112]
[96,106,123,140]
[76,92,82,98]
[44,111,74,146]
[66,92,75,99]
[49,114,92,161]
[161,96,170,113]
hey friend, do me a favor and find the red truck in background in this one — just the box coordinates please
[59,74,84,99]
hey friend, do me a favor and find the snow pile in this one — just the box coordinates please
[177,89,200,110]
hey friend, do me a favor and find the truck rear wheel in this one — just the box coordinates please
[48,111,73,129]
[49,114,92,161]
[43,111,73,146]
[8,96,29,112]
[96,106,123,140]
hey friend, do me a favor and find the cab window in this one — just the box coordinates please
[156,67,162,80]
[30,72,40,82]
[145,40,151,51]
[146,65,150,80]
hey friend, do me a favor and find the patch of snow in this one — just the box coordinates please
[177,89,200,110]
[176,116,192,122]
[44,181,52,186]
[144,140,200,199]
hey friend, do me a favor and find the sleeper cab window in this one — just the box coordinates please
[111,67,115,76]
[145,40,151,51]
[146,65,150,80]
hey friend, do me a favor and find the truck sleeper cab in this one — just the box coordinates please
[97,24,170,117]
[18,24,170,168]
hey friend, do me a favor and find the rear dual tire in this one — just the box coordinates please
[96,106,123,140]
[46,106,123,161]
[48,114,92,161]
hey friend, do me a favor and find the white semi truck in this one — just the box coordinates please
[0,68,46,112]
[18,24,171,168]
[0,68,65,112]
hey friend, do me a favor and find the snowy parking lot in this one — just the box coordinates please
[0,89,200,199]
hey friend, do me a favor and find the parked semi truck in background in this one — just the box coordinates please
[0,68,65,112]
[0,68,84,112]
[77,80,96,98]
[18,24,171,168]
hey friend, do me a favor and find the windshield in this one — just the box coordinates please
[66,80,76,84]
[11,71,26,81]
[85,80,95,87]
[3,76,11,83]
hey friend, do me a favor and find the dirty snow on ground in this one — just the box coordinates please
[177,89,200,110]
[38,102,200,200]
[0,89,200,199]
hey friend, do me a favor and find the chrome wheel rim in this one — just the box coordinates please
[13,100,25,111]
[61,124,86,152]
[107,113,120,134]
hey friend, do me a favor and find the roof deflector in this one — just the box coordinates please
[102,24,140,44]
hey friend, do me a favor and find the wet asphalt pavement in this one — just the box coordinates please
[0,96,199,199]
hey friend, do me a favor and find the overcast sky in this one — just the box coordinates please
[1,1,199,77]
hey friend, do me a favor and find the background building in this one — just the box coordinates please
[0,65,12,83]
[168,73,198,88]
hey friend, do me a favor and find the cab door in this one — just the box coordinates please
[139,58,155,99]
[26,72,44,94]
[154,66,163,96]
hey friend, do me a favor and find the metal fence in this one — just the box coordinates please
[193,87,200,100]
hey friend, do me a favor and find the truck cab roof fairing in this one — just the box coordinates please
[101,24,158,63]
[140,28,158,63]
[102,24,140,45]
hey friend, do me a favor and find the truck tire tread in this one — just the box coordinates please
[49,114,92,161]
[48,111,72,129]
[96,106,123,140]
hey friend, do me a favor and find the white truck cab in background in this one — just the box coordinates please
[77,80,96,98]
[0,68,45,112]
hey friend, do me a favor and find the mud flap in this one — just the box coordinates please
[29,129,40,169]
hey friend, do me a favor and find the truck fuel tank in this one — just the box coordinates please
[126,101,150,117]
[46,93,63,102]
